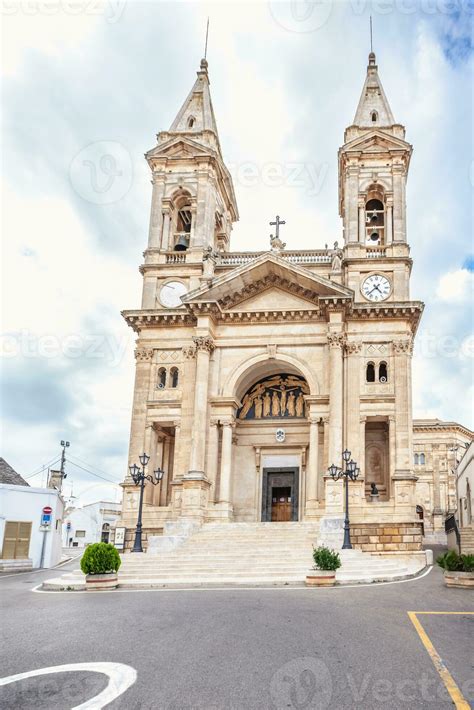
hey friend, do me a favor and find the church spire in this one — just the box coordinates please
[352,52,396,128]
[168,57,222,155]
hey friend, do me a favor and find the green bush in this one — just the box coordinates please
[80,543,121,575]
[436,551,474,573]
[312,546,341,571]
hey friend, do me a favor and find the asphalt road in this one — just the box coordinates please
[0,553,473,709]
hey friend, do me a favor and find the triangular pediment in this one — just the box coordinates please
[146,136,216,161]
[227,286,318,312]
[343,130,411,154]
[182,252,353,312]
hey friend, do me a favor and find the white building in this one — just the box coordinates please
[0,458,64,570]
[455,441,474,553]
[63,500,122,548]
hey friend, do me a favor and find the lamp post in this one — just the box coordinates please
[129,453,164,553]
[328,449,361,550]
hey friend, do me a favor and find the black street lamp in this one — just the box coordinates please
[129,453,164,553]
[328,448,361,550]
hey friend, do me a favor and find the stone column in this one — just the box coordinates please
[392,167,405,243]
[306,417,320,503]
[393,338,414,476]
[345,166,359,243]
[147,176,165,249]
[206,418,220,503]
[219,418,235,506]
[188,336,215,475]
[345,342,362,464]
[358,199,366,244]
[328,332,345,469]
[126,347,154,483]
[385,199,393,245]
[162,208,172,251]
[388,415,396,499]
[160,435,171,507]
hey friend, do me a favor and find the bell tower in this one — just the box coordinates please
[339,52,413,302]
[146,59,238,255]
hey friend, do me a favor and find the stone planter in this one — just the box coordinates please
[443,570,474,589]
[85,572,118,591]
[305,569,337,587]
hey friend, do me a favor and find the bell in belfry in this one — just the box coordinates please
[174,234,190,251]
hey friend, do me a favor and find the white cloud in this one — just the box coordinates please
[436,268,474,303]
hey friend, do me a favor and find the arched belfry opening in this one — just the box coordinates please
[365,185,385,245]
[171,190,193,251]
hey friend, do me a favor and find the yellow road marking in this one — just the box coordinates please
[407,611,473,710]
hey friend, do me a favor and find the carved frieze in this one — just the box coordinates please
[346,341,363,354]
[135,347,154,362]
[393,338,413,355]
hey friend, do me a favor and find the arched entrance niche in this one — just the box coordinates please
[223,352,319,402]
[223,356,317,523]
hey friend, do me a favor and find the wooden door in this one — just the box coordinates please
[271,487,292,522]
[1,521,32,559]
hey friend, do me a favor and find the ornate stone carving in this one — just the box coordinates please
[267,344,277,359]
[192,336,215,353]
[327,332,346,349]
[346,341,362,354]
[393,338,413,355]
[135,347,154,362]
[238,374,309,420]
[182,345,196,359]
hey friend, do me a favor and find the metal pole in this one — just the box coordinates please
[342,473,352,549]
[131,472,145,553]
[39,529,48,568]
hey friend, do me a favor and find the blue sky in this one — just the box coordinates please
[1,1,473,502]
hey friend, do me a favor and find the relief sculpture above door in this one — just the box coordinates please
[238,374,309,420]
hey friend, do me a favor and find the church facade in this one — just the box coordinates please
[119,53,470,551]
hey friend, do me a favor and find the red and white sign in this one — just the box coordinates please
[42,506,53,514]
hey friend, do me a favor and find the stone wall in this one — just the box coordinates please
[350,522,423,552]
[123,527,163,552]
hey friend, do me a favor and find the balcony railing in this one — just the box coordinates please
[366,247,386,258]
[217,250,332,267]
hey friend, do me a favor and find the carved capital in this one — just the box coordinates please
[327,332,346,350]
[135,347,154,362]
[221,417,236,428]
[182,345,197,360]
[210,417,220,428]
[193,336,215,354]
[346,341,362,354]
[393,338,413,355]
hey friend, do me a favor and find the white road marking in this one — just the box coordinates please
[0,556,79,579]
[0,662,136,709]
[31,565,433,594]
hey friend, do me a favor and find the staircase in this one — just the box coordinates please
[460,525,474,553]
[118,522,320,587]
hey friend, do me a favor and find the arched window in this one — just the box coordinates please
[379,362,388,382]
[419,453,425,465]
[371,111,378,123]
[414,454,419,465]
[173,192,192,251]
[170,367,179,388]
[366,362,375,382]
[187,116,195,128]
[365,197,385,245]
[157,367,166,389]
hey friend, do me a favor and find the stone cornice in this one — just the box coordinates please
[348,301,424,334]
[123,310,195,333]
[413,420,474,438]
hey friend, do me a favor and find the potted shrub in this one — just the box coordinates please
[437,551,474,589]
[80,542,121,590]
[306,546,341,587]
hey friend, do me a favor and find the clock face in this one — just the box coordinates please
[361,274,391,302]
[159,281,187,308]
